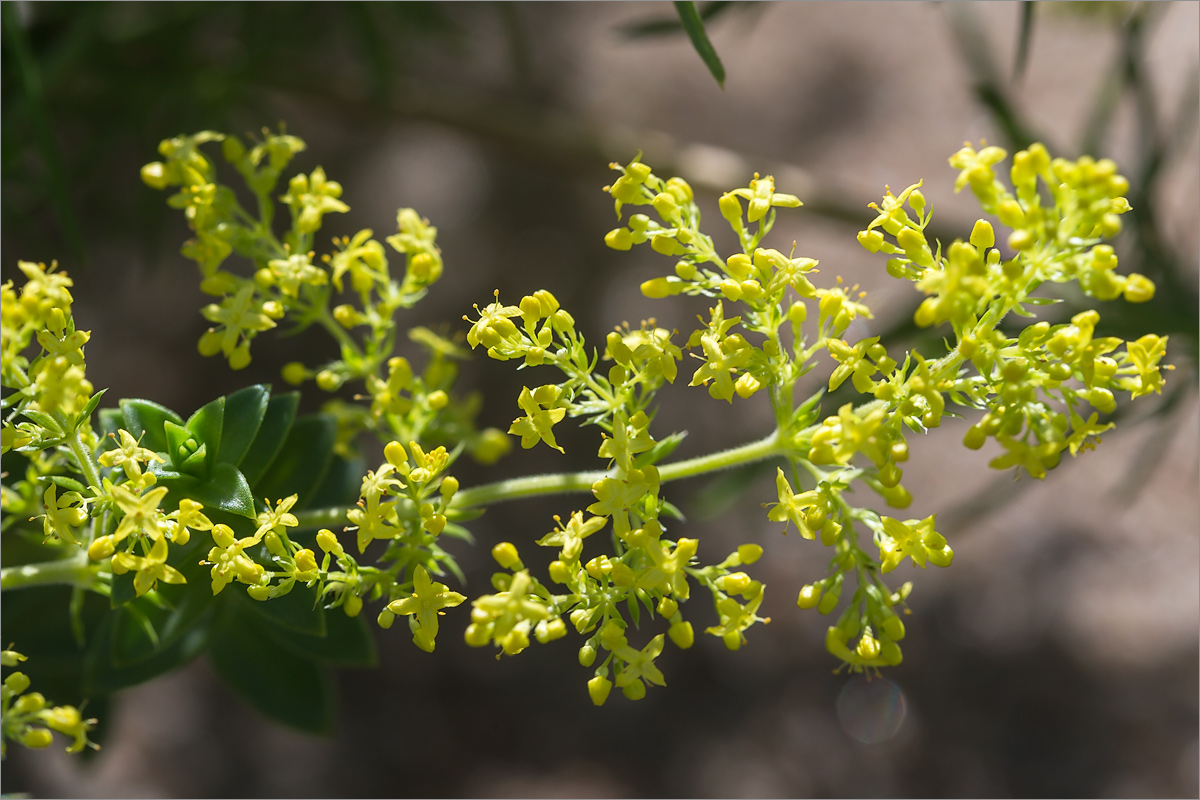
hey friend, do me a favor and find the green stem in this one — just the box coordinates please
[453,428,783,510]
[293,505,350,531]
[1,555,99,592]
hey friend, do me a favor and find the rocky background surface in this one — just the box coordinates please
[3,3,1197,797]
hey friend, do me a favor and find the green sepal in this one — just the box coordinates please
[217,384,270,466]
[238,391,299,486]
[659,499,686,522]
[251,414,336,507]
[119,398,184,453]
[209,605,334,734]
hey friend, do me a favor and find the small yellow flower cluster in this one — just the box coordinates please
[1,650,96,757]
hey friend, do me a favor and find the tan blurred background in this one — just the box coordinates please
[3,2,1197,797]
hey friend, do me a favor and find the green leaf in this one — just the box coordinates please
[303,453,362,514]
[98,407,123,441]
[72,388,107,430]
[19,408,63,435]
[47,475,88,494]
[86,615,211,695]
[673,1,726,87]
[636,431,687,468]
[238,391,299,486]
[109,537,216,665]
[251,413,336,508]
[217,384,270,466]
[209,607,334,733]
[262,605,377,668]
[240,580,326,637]
[156,462,256,519]
[120,398,184,453]
[186,395,224,460]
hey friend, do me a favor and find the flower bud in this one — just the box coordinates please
[622,679,648,700]
[316,370,342,391]
[548,560,572,584]
[22,728,53,749]
[281,362,307,386]
[857,229,885,253]
[578,644,597,667]
[384,441,408,469]
[668,620,694,649]
[640,277,673,299]
[247,584,271,601]
[797,583,822,609]
[588,675,613,706]
[343,594,363,618]
[88,535,116,562]
[141,161,169,190]
[604,228,634,251]
[736,543,763,565]
[719,193,742,223]
[969,219,995,250]
[534,618,567,644]
[491,542,521,569]
[5,672,31,694]
[657,596,678,618]
[1122,273,1155,303]
[377,608,396,629]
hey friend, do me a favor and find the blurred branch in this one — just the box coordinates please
[1013,1,1036,84]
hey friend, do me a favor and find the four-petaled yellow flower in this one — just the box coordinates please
[386,566,466,652]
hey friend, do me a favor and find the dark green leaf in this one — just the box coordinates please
[98,408,123,441]
[158,462,256,519]
[120,398,184,453]
[86,615,211,695]
[303,453,362,515]
[673,1,726,87]
[185,395,225,473]
[262,604,377,668]
[251,413,336,508]
[240,580,326,637]
[217,384,270,466]
[238,391,299,486]
[110,537,216,665]
[209,608,334,734]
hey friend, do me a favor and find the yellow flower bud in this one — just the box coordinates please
[377,608,396,629]
[1122,273,1155,303]
[856,631,882,661]
[384,441,408,469]
[281,362,307,385]
[315,370,342,391]
[668,620,694,649]
[534,618,567,644]
[88,535,116,562]
[588,675,613,706]
[719,193,742,223]
[640,277,673,299]
[736,543,763,564]
[491,542,521,569]
[247,584,271,601]
[141,161,169,190]
[797,583,822,609]
[734,372,762,399]
[578,644,597,667]
[343,594,363,618]
[22,728,53,749]
[621,679,647,700]
[969,219,995,250]
[605,228,634,251]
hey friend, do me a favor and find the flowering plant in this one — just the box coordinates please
[0,129,1170,752]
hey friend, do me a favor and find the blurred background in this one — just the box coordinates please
[2,2,1197,796]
